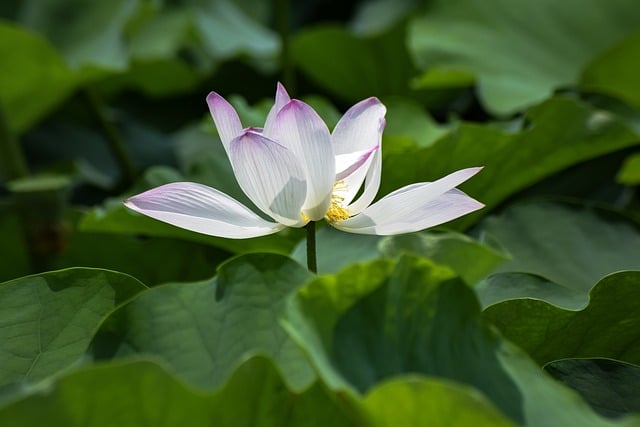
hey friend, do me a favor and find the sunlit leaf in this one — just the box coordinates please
[0,357,349,427]
[363,376,516,427]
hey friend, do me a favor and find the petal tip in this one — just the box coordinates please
[205,91,222,105]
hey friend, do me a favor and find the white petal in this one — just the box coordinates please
[206,92,243,154]
[332,97,386,155]
[229,130,307,227]
[342,148,382,214]
[331,98,386,211]
[334,144,378,181]
[124,182,285,239]
[332,167,484,235]
[272,100,334,220]
[263,82,291,137]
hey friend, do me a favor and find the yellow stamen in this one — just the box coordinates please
[325,180,350,223]
[301,211,310,222]
[326,202,350,222]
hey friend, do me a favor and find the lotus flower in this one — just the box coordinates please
[124,83,483,239]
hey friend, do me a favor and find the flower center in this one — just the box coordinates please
[325,181,350,223]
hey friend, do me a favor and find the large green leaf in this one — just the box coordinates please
[408,0,640,114]
[545,358,640,419]
[484,271,640,367]
[0,357,349,427]
[381,96,640,229]
[0,22,76,134]
[479,201,640,292]
[0,268,146,389]
[581,32,640,109]
[91,254,316,391]
[283,256,630,426]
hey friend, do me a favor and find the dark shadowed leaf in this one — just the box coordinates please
[545,358,640,419]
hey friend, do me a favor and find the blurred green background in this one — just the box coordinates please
[1,0,640,285]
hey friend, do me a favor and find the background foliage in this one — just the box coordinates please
[1,0,640,425]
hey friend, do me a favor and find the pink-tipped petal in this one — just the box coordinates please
[332,97,386,155]
[273,100,334,220]
[124,182,285,239]
[229,131,307,227]
[206,92,243,153]
[341,148,382,213]
[263,82,291,137]
[332,167,484,235]
[330,98,386,211]
[334,144,379,181]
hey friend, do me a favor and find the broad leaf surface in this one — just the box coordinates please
[484,271,640,367]
[0,268,146,389]
[408,0,640,114]
[479,201,640,292]
[381,96,640,229]
[91,254,316,391]
[283,256,626,426]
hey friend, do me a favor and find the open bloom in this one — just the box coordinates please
[124,83,484,238]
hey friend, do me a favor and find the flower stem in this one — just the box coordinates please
[305,221,317,273]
